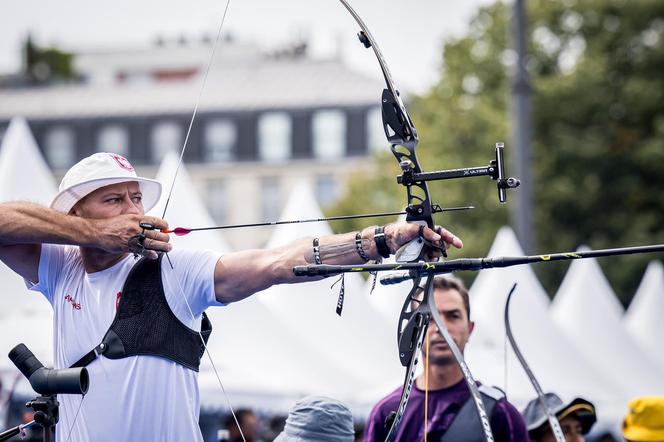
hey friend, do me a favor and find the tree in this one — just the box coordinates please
[328,0,664,303]
[24,34,78,85]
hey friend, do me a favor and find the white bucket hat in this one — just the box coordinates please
[50,152,162,214]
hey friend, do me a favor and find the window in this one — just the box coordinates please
[312,110,346,159]
[97,124,129,157]
[151,121,182,161]
[44,126,76,169]
[258,112,291,161]
[204,119,236,162]
[207,179,228,224]
[261,176,281,220]
[366,106,386,154]
[315,175,339,207]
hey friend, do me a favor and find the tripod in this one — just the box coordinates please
[0,394,58,442]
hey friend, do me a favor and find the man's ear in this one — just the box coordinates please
[468,320,475,337]
[69,204,82,217]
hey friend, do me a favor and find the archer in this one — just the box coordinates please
[0,152,461,442]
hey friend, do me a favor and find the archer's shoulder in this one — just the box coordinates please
[479,384,506,401]
[490,391,529,441]
[372,385,405,412]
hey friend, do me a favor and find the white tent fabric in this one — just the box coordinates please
[0,312,53,371]
[259,181,404,408]
[551,248,664,399]
[0,117,55,366]
[150,150,232,253]
[364,214,408,326]
[465,227,623,418]
[194,181,400,413]
[0,117,57,205]
[363,257,410,329]
[200,293,365,412]
[624,261,664,371]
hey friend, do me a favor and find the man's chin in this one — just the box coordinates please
[428,354,455,366]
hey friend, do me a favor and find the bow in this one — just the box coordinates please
[504,283,565,442]
[145,2,494,441]
[336,1,499,440]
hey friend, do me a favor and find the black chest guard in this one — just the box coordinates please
[71,254,212,372]
[438,385,504,442]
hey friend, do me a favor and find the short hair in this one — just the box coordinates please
[412,275,471,320]
[224,408,254,428]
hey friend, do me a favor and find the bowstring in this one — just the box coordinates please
[161,0,231,219]
[165,254,247,442]
[65,394,86,442]
[424,330,430,442]
[159,0,246,441]
[504,329,508,398]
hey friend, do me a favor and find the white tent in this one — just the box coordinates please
[150,150,232,253]
[551,248,664,399]
[170,178,383,412]
[0,117,54,367]
[0,117,57,206]
[624,261,664,371]
[364,214,409,326]
[363,258,410,329]
[199,293,365,413]
[465,228,624,418]
[259,181,404,408]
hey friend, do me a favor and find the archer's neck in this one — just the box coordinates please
[80,247,129,273]
[415,362,464,391]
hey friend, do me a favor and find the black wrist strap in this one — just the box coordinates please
[374,226,391,258]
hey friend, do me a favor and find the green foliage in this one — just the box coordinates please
[24,34,78,84]
[328,0,664,303]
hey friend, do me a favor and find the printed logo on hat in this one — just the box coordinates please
[110,153,135,172]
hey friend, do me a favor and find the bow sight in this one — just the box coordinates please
[397,142,521,206]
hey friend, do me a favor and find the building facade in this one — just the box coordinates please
[0,39,388,249]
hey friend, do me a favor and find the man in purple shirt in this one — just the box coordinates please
[364,276,528,442]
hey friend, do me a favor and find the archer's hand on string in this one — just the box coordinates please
[90,215,172,259]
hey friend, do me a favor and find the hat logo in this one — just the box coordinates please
[110,154,134,172]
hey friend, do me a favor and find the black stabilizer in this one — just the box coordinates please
[379,273,412,285]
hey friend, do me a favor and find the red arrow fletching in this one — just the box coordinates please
[162,227,191,236]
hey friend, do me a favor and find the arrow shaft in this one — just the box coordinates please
[164,206,474,234]
[293,244,664,277]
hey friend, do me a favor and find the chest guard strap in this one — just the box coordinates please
[439,385,504,442]
[71,254,212,372]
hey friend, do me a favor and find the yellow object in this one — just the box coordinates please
[623,397,664,442]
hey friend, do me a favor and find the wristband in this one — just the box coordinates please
[313,238,322,264]
[374,226,391,259]
[355,232,370,262]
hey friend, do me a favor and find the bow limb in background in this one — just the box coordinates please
[504,283,565,442]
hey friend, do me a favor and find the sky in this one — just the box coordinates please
[0,0,495,93]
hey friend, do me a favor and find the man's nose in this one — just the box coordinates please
[570,431,584,442]
[121,195,141,215]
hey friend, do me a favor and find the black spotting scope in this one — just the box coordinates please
[8,344,89,395]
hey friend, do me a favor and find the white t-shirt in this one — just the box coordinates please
[29,245,222,442]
